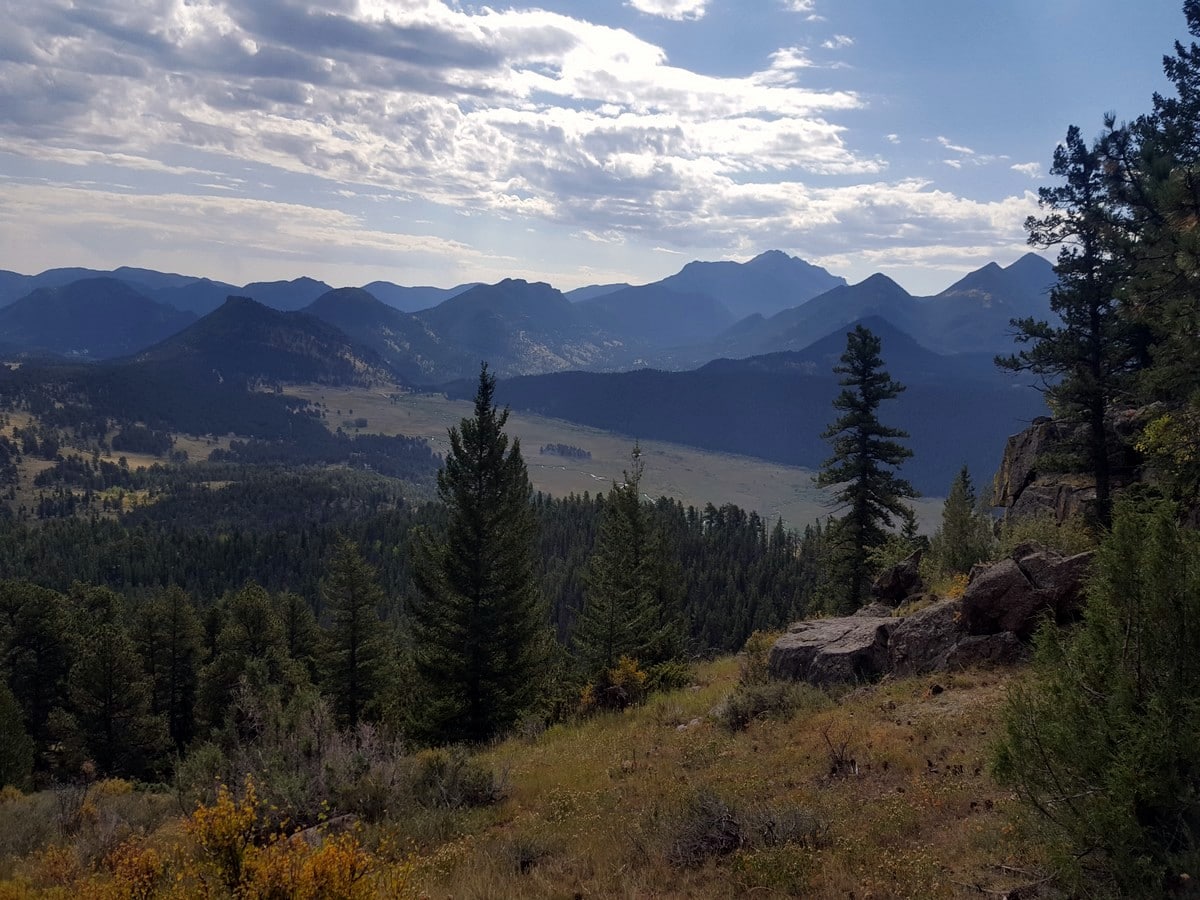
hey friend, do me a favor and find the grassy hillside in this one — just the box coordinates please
[0,658,1045,898]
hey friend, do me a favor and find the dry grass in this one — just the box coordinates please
[0,659,1049,898]
[412,660,1046,899]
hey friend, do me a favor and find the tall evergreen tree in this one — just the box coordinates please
[321,538,387,730]
[61,622,168,778]
[998,125,1140,527]
[198,583,301,730]
[132,586,202,751]
[925,466,995,578]
[0,582,70,755]
[573,446,684,677]
[817,325,915,612]
[410,364,548,745]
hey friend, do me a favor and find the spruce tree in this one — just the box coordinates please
[321,538,387,730]
[410,364,548,745]
[817,325,915,612]
[573,446,684,678]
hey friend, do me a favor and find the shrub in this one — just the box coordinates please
[997,511,1097,558]
[580,656,648,713]
[411,748,502,810]
[715,631,831,731]
[715,681,830,732]
[664,790,824,869]
[994,500,1200,896]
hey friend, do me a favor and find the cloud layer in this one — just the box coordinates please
[0,0,1039,287]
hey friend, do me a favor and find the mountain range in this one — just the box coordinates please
[0,250,1056,494]
[0,251,1053,376]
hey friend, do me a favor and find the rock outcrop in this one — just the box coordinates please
[870,550,924,606]
[768,616,899,686]
[960,545,1095,638]
[769,542,1092,686]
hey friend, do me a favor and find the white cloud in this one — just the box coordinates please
[627,0,708,20]
[783,0,823,20]
[0,0,1043,288]
[1011,161,1043,178]
[885,133,900,144]
[821,35,854,49]
[937,135,975,155]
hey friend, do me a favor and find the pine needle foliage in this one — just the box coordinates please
[409,364,549,745]
[573,446,684,678]
[817,325,916,612]
[994,500,1200,896]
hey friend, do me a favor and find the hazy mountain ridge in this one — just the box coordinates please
[134,295,395,387]
[0,253,1057,384]
[465,316,1047,495]
[304,287,477,384]
[0,278,196,360]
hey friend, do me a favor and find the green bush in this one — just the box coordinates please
[993,501,1200,896]
[715,680,830,732]
[411,747,502,810]
[996,511,1097,558]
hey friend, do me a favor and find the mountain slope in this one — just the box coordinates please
[239,277,334,311]
[360,281,477,313]
[305,287,475,383]
[471,319,1046,495]
[135,295,393,386]
[416,279,619,377]
[659,250,847,320]
[920,253,1056,353]
[576,283,736,351]
[0,278,196,359]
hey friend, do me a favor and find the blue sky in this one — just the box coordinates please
[0,0,1187,294]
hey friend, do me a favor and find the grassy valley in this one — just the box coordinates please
[286,384,944,530]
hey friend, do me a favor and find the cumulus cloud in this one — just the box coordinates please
[1011,161,1043,178]
[0,0,1041,286]
[821,35,853,49]
[627,0,708,21]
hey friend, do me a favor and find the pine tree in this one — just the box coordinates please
[998,125,1140,527]
[994,500,1200,895]
[198,583,302,730]
[275,591,321,684]
[0,680,33,790]
[573,447,684,678]
[409,364,549,745]
[64,622,168,778]
[925,466,995,578]
[321,538,387,730]
[132,586,202,751]
[817,325,916,612]
[0,581,70,754]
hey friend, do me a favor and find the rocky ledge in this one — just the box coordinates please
[768,543,1095,686]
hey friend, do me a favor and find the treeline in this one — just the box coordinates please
[539,442,591,460]
[0,467,832,786]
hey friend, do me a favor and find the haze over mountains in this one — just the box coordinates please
[0,249,1055,494]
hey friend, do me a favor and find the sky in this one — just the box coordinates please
[0,0,1189,295]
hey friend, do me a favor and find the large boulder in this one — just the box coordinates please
[888,600,964,675]
[945,632,1026,669]
[870,550,924,606]
[768,616,899,686]
[960,547,1096,638]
